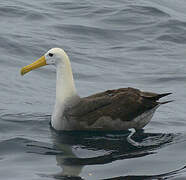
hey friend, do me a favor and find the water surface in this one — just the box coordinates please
[1,0,186,179]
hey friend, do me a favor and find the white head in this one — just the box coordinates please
[20,48,71,75]
[45,48,70,66]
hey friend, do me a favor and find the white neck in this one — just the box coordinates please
[51,56,79,130]
[56,60,77,102]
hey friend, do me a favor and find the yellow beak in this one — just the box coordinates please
[20,56,47,76]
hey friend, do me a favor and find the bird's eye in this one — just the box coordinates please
[49,53,53,57]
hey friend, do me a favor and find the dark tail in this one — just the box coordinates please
[143,93,172,101]
[159,100,174,104]
[155,93,172,100]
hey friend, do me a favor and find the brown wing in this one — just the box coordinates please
[66,87,170,126]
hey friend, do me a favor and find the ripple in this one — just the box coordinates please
[0,113,50,121]
[54,24,123,37]
[148,76,186,84]
[103,165,186,180]
[157,33,186,44]
[0,137,60,156]
[0,5,27,17]
[103,5,170,26]
[158,19,186,30]
[24,11,46,21]
[0,113,50,139]
[128,5,170,17]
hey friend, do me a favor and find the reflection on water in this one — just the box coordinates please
[47,129,175,179]
[0,113,185,179]
[104,166,186,180]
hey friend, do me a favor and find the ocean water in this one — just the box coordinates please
[1,0,186,179]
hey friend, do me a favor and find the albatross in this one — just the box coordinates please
[20,48,171,131]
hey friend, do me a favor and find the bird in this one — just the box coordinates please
[20,48,172,131]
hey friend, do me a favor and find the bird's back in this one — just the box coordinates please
[64,87,171,130]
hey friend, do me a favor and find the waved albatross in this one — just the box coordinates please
[21,48,171,131]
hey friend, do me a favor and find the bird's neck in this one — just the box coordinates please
[51,59,79,130]
[56,61,77,102]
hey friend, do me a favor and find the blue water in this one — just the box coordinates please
[1,0,186,179]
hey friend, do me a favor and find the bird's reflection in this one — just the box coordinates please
[49,128,175,179]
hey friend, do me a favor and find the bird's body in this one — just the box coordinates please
[21,48,171,131]
[56,87,171,131]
